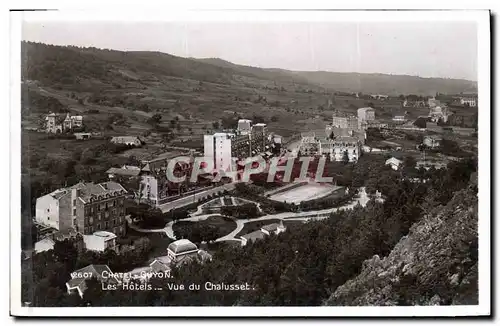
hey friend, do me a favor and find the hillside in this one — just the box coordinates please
[292,71,477,96]
[196,58,477,96]
[21,42,477,141]
[324,173,478,306]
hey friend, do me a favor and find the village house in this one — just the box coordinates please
[428,106,453,123]
[423,135,442,148]
[240,230,266,247]
[392,112,408,123]
[45,112,83,133]
[106,165,141,179]
[139,153,194,206]
[428,98,441,108]
[34,228,115,254]
[299,132,362,163]
[66,264,120,298]
[83,230,118,252]
[459,97,477,107]
[241,222,288,246]
[374,190,385,204]
[385,157,403,171]
[35,181,128,236]
[260,221,286,236]
[330,136,361,162]
[74,132,92,140]
[370,94,389,100]
[357,107,376,124]
[403,100,427,108]
[124,240,212,284]
[415,161,447,171]
[331,111,359,129]
[34,237,56,253]
[110,136,143,147]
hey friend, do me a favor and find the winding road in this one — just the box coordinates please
[127,188,370,244]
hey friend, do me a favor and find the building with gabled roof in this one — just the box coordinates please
[385,157,403,171]
[110,136,143,147]
[34,238,55,254]
[240,230,267,246]
[66,264,119,298]
[106,165,141,179]
[260,221,286,236]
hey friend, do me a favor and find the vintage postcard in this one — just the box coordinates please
[9,8,491,317]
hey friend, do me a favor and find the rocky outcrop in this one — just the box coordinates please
[324,174,478,306]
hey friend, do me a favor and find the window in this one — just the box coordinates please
[73,199,76,206]
[84,227,88,234]
[97,223,101,229]
[73,208,76,216]
[113,200,116,207]
[105,202,108,210]
[47,208,50,212]
[98,205,101,212]
[105,222,109,228]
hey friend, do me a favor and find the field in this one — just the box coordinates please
[269,183,342,204]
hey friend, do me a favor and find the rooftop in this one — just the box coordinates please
[93,231,117,239]
[106,167,141,177]
[150,260,170,273]
[333,136,359,143]
[261,222,284,232]
[70,181,127,203]
[386,157,403,164]
[241,230,266,242]
[167,239,198,255]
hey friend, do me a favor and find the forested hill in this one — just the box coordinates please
[291,71,477,96]
[22,41,476,96]
[196,59,477,96]
[324,172,478,306]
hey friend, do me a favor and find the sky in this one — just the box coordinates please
[22,21,478,81]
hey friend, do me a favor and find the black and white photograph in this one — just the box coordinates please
[8,8,491,318]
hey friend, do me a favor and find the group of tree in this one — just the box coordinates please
[220,203,260,219]
[147,113,162,126]
[172,221,225,243]
[21,235,157,307]
[21,87,68,116]
[126,203,172,229]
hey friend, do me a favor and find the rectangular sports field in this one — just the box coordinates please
[269,183,342,204]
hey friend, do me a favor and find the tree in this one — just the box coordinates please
[342,150,350,164]
[148,114,162,125]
